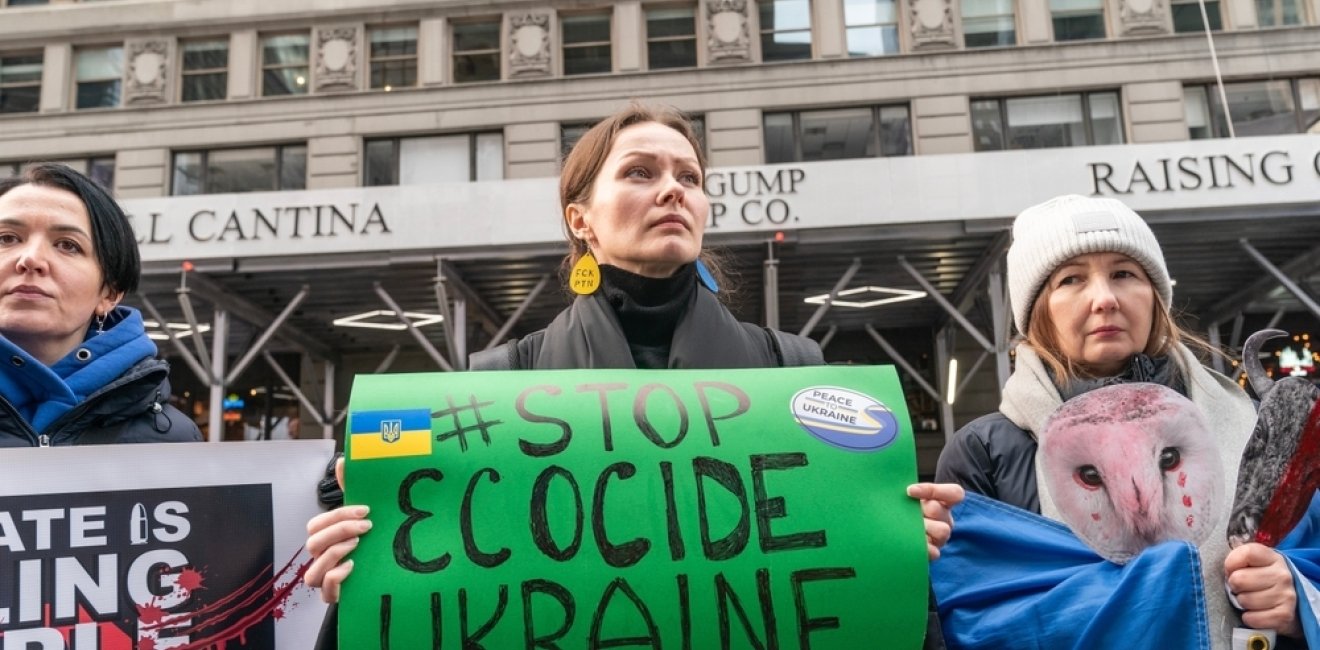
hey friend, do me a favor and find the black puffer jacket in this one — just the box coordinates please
[0,356,201,447]
[934,411,1041,513]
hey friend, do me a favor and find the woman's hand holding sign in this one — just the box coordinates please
[306,457,368,604]
[909,482,965,560]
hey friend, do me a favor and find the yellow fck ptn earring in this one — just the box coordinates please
[570,251,601,295]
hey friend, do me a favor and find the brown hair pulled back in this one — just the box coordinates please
[558,102,730,294]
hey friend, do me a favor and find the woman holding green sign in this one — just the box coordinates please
[306,103,964,649]
[932,194,1320,648]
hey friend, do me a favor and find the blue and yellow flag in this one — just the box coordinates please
[349,409,432,460]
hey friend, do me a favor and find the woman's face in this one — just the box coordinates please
[566,121,709,278]
[1045,252,1155,376]
[0,184,118,363]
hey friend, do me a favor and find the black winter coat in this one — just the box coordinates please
[934,411,1041,513]
[0,357,201,447]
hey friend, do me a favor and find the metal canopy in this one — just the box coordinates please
[123,209,1320,368]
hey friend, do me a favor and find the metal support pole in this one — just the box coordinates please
[800,258,861,337]
[1241,239,1320,320]
[207,310,228,443]
[433,259,459,367]
[1266,308,1286,330]
[764,241,780,330]
[322,361,335,439]
[819,325,838,352]
[138,293,211,385]
[262,351,329,427]
[485,274,551,350]
[900,256,996,354]
[1198,0,1235,138]
[987,265,1011,390]
[936,329,955,443]
[374,345,401,374]
[864,325,941,402]
[177,274,213,379]
[375,282,453,371]
[224,285,309,385]
[955,350,991,402]
[1229,312,1246,349]
[262,372,275,440]
[452,297,467,370]
[1208,321,1226,374]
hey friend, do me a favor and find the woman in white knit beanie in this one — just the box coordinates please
[930,194,1320,649]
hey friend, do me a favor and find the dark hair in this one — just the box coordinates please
[558,102,730,294]
[0,163,141,295]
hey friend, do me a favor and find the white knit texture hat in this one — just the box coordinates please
[1007,194,1172,334]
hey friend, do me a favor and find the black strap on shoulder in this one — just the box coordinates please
[766,328,825,367]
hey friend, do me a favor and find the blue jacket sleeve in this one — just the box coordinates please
[932,492,1213,650]
[1276,491,1320,643]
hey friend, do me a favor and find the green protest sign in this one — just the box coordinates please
[342,366,927,649]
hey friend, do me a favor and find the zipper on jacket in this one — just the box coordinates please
[0,360,166,447]
[0,397,44,446]
[38,362,169,445]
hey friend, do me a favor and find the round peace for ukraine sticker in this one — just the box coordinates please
[791,386,899,451]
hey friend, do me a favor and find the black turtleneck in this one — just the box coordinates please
[598,263,696,369]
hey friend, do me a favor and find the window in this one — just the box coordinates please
[760,0,812,61]
[562,13,612,75]
[453,19,501,83]
[646,6,697,69]
[75,46,122,110]
[764,106,911,163]
[1050,0,1105,40]
[0,159,112,185]
[560,116,705,159]
[1257,0,1304,26]
[364,133,503,186]
[1171,0,1221,32]
[369,26,417,90]
[172,145,306,195]
[0,52,41,113]
[1185,79,1320,138]
[261,34,310,96]
[972,92,1123,151]
[86,156,115,192]
[963,0,1017,47]
[560,121,596,158]
[180,39,227,102]
[844,0,898,57]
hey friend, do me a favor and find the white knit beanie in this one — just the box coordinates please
[1007,194,1173,334]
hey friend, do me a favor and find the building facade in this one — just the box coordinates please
[1,0,1317,472]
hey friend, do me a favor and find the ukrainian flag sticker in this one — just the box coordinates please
[350,408,433,460]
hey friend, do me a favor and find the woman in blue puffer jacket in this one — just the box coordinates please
[0,163,200,447]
